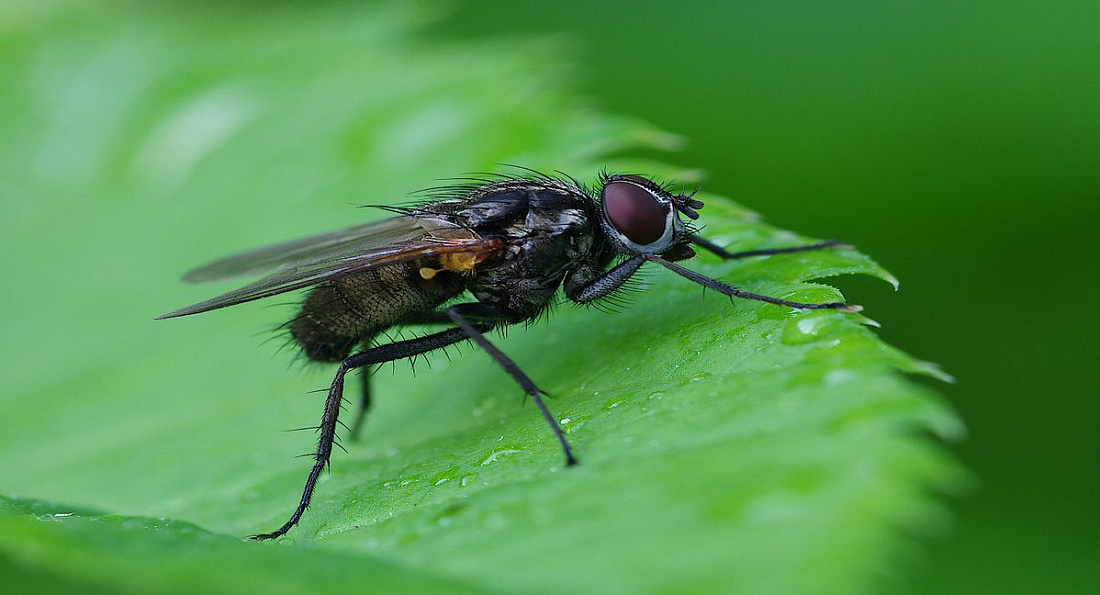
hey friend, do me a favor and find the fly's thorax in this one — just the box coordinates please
[290,261,464,362]
[466,227,595,320]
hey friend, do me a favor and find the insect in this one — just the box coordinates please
[157,170,858,540]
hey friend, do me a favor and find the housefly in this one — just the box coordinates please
[157,170,858,540]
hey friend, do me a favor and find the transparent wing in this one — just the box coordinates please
[182,216,428,283]
[157,215,502,320]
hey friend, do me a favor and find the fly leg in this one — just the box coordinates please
[347,311,461,442]
[348,366,372,441]
[251,325,486,541]
[647,255,860,311]
[692,235,846,260]
[445,303,577,467]
[564,253,858,310]
[565,256,646,304]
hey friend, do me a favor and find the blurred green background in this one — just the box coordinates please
[442,1,1100,591]
[1,1,1096,593]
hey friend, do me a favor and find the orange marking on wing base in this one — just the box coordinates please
[440,250,491,273]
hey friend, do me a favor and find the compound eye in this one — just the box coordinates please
[602,182,669,245]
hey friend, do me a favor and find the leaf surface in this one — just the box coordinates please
[0,5,961,594]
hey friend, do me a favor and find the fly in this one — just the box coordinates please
[157,170,859,540]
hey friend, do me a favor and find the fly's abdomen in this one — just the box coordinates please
[290,261,463,362]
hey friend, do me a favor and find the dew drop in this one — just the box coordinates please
[431,466,460,486]
[780,314,840,345]
[381,474,422,488]
[480,448,522,466]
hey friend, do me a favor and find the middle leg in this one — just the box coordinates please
[445,303,577,467]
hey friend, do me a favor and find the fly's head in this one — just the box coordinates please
[597,173,704,262]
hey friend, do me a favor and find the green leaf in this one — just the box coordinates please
[0,4,962,594]
[0,496,479,595]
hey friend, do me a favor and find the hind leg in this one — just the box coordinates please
[252,325,485,541]
[346,313,452,441]
[348,366,372,441]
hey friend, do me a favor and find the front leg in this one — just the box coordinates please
[565,252,857,311]
[647,255,860,311]
[564,256,646,304]
[693,235,846,260]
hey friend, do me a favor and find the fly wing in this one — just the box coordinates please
[157,215,502,320]
[182,216,429,283]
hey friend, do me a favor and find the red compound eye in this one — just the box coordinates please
[602,182,669,245]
